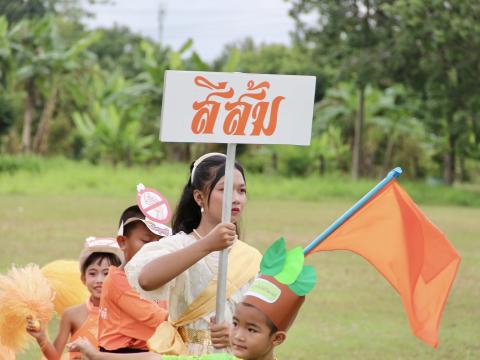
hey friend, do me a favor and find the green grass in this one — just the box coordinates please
[1,194,479,359]
[1,156,480,207]
[1,158,479,358]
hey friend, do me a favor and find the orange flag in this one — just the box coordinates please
[308,181,460,347]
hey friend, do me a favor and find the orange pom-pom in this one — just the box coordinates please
[0,264,54,352]
[0,341,16,360]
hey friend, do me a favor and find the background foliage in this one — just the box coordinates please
[1,0,479,185]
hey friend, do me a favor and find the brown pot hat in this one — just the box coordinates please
[243,275,305,331]
[241,237,316,332]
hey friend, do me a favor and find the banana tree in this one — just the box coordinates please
[8,15,99,153]
[314,82,374,176]
[0,16,16,138]
[314,83,429,177]
[73,101,154,166]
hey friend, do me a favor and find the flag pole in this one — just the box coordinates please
[215,143,237,327]
[303,167,403,255]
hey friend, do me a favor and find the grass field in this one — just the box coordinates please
[1,156,480,207]
[1,158,479,359]
[1,194,479,359]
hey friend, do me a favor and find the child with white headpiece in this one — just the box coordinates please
[97,185,172,354]
[26,236,123,359]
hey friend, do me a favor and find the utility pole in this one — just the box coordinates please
[157,1,166,44]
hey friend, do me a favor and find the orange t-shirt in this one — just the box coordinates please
[97,266,168,351]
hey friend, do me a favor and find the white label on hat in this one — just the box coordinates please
[245,278,281,303]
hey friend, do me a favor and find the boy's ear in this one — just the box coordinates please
[116,235,127,250]
[80,274,86,285]
[271,331,286,347]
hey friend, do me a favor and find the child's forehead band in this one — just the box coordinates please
[190,152,226,183]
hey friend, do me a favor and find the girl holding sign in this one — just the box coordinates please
[125,153,262,355]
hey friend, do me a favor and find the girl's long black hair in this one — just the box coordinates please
[172,155,246,234]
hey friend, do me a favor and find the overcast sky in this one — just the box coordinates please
[82,0,299,61]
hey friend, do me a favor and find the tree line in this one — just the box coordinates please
[1,0,479,184]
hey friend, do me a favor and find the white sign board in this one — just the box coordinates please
[160,71,316,145]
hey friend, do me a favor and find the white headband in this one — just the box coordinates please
[117,218,172,237]
[190,152,226,183]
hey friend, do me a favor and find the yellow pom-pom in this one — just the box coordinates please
[0,264,54,352]
[41,260,89,315]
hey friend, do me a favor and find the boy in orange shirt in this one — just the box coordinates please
[98,205,172,353]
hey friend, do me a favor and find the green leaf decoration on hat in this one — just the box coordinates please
[274,246,304,285]
[289,265,317,296]
[260,237,287,276]
[259,237,317,296]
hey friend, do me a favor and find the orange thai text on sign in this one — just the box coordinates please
[191,76,285,136]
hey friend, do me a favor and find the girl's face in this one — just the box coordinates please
[82,258,111,300]
[204,169,247,224]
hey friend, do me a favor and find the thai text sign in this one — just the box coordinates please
[160,71,316,145]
